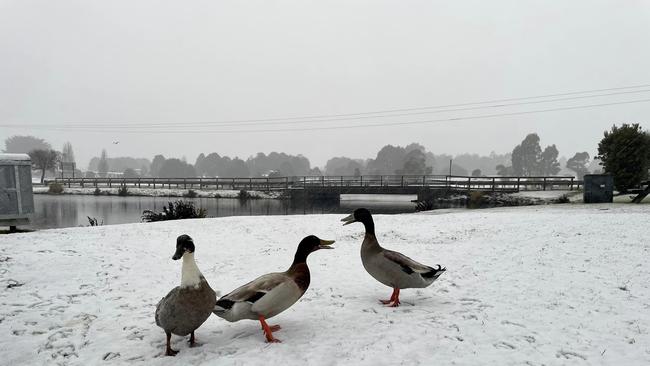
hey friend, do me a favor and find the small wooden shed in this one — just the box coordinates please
[583,174,614,203]
[0,154,34,230]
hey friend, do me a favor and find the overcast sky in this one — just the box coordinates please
[1,0,649,169]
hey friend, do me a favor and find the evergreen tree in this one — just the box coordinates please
[98,149,109,177]
[597,123,650,192]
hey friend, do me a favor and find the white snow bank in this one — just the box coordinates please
[1,205,649,365]
[32,186,280,199]
[509,190,582,201]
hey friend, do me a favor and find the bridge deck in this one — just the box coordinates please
[49,175,581,194]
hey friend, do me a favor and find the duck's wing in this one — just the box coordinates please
[216,272,288,308]
[382,249,439,275]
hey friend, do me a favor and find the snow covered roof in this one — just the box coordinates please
[0,153,31,161]
[0,153,31,164]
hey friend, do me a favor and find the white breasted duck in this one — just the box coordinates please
[155,235,217,356]
[212,235,334,343]
[342,208,445,307]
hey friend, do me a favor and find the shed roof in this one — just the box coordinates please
[0,153,31,162]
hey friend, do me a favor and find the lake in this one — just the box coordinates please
[28,194,418,230]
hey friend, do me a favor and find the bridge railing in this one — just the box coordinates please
[48,175,581,192]
[49,177,290,190]
[292,175,580,191]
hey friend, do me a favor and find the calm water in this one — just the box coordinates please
[29,194,417,230]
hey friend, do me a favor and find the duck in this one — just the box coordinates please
[341,208,445,307]
[212,235,335,343]
[155,234,216,356]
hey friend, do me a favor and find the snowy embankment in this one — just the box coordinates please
[1,205,649,365]
[32,186,280,199]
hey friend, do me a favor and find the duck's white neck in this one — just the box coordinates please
[180,252,203,288]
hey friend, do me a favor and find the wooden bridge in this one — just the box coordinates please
[50,175,581,201]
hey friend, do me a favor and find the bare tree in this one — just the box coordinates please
[28,149,60,183]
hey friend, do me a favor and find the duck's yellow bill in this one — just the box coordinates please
[318,239,335,249]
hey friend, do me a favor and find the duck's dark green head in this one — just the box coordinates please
[341,208,375,234]
[172,234,195,260]
[341,208,373,226]
[292,235,335,265]
[298,235,335,253]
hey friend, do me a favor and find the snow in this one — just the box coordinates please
[0,153,31,161]
[32,186,280,199]
[510,190,582,201]
[1,205,649,365]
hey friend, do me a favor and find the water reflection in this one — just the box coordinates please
[29,195,417,230]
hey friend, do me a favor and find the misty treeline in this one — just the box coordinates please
[7,126,647,184]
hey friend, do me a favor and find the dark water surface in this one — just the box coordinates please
[29,194,417,230]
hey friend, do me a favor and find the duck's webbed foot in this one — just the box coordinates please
[382,288,401,307]
[189,331,197,347]
[380,287,400,306]
[259,315,282,343]
[165,332,179,356]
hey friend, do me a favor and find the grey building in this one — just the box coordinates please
[0,154,34,231]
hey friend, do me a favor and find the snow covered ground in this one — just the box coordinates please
[32,186,280,199]
[1,205,649,365]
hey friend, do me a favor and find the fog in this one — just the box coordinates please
[1,0,649,168]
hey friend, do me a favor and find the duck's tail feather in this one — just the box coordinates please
[213,298,234,314]
[422,264,446,280]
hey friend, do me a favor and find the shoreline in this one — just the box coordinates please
[32,186,282,199]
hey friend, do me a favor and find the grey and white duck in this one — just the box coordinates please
[342,208,445,307]
[212,235,335,343]
[155,234,217,356]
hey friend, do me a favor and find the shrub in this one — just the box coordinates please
[142,200,207,222]
[48,182,64,194]
[184,189,197,198]
[117,186,129,196]
[238,189,251,201]
[87,216,103,226]
[468,191,485,208]
[555,194,570,204]
[93,187,102,196]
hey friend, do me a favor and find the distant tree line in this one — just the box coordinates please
[7,125,650,193]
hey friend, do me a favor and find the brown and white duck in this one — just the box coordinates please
[212,235,334,343]
[155,234,216,356]
[342,208,445,307]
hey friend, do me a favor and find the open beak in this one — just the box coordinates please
[341,214,356,226]
[172,248,184,260]
[318,239,335,250]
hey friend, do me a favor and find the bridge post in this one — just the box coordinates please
[380,176,383,186]
[543,177,547,191]
[570,177,574,190]
[467,177,471,194]
[360,176,363,187]
[492,177,495,192]
[153,178,156,189]
[81,178,84,188]
[109,178,112,188]
[184,178,187,189]
[138,178,141,188]
[517,177,520,191]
